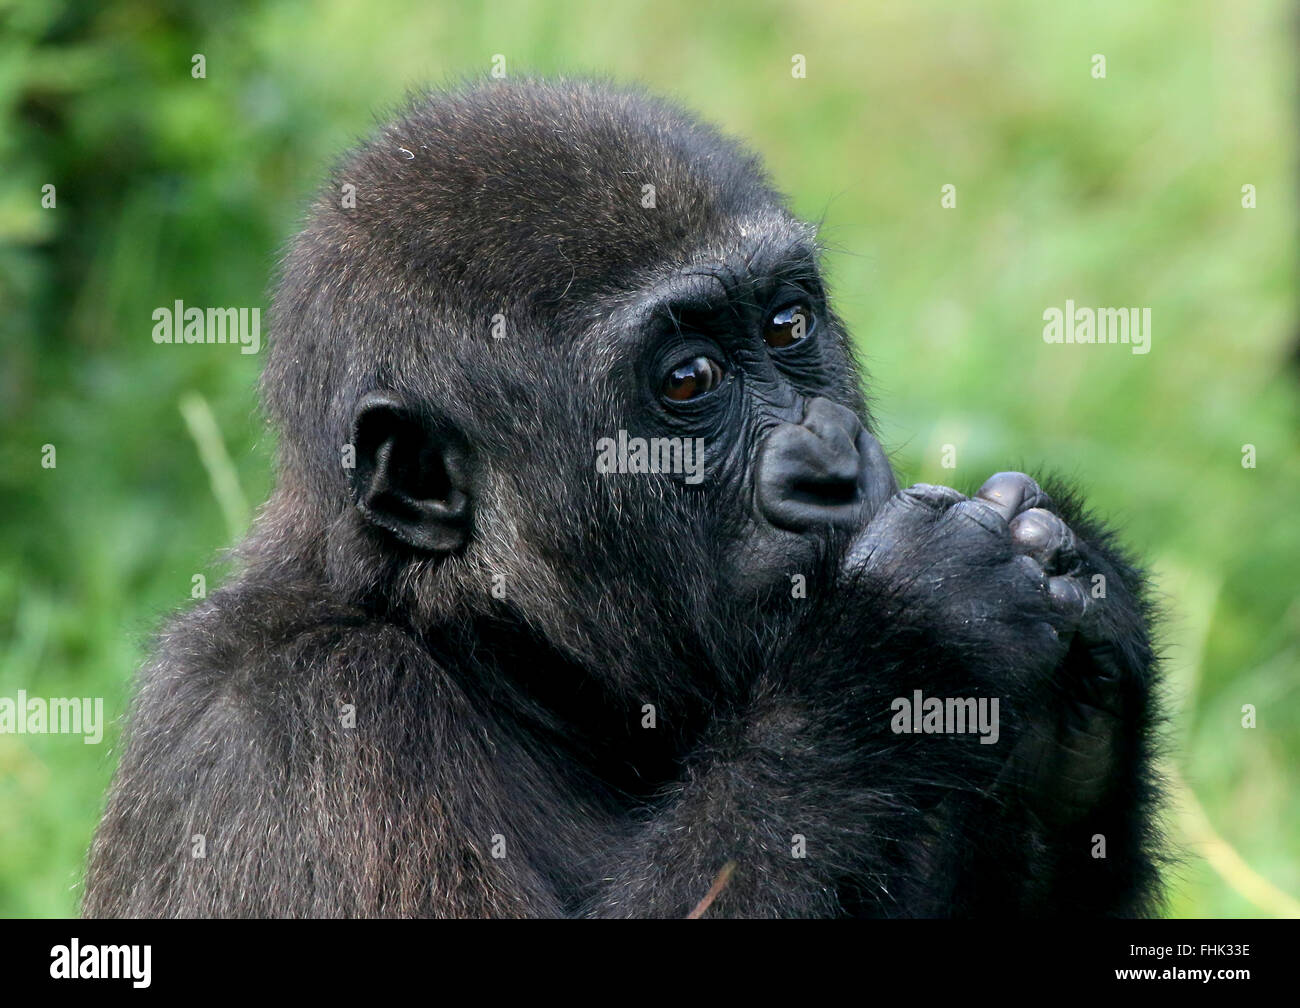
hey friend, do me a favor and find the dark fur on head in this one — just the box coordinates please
[258,79,855,697]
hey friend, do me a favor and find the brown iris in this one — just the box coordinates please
[661,356,725,402]
[764,303,813,348]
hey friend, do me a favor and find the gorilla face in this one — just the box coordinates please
[578,221,899,599]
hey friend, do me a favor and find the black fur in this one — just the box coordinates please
[84,79,1162,918]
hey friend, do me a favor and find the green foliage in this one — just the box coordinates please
[1,0,1295,917]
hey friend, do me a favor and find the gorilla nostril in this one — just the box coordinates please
[790,474,859,508]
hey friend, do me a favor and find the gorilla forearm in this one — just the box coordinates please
[584,690,903,918]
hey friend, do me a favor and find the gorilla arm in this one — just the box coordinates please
[83,605,577,918]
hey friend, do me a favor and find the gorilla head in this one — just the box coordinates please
[261,79,895,690]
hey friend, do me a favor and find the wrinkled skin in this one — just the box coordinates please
[84,80,1161,918]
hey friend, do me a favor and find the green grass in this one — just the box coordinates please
[1,0,1296,917]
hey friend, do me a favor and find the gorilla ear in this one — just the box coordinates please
[349,391,471,553]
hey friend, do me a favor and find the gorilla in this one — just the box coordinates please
[84,79,1161,918]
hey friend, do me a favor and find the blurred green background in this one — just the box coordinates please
[1,0,1297,918]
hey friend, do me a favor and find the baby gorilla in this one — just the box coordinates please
[84,79,1161,918]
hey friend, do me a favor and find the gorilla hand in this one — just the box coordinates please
[844,472,1132,827]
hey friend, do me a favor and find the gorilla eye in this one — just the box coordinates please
[661,356,725,402]
[764,303,815,348]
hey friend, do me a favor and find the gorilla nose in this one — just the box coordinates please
[755,398,895,532]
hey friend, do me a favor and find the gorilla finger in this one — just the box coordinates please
[900,483,965,510]
[975,471,1053,523]
[845,487,954,567]
[942,498,1011,540]
[856,430,899,519]
[1047,574,1087,619]
[1073,640,1127,715]
[1010,507,1077,574]
[1041,721,1121,824]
